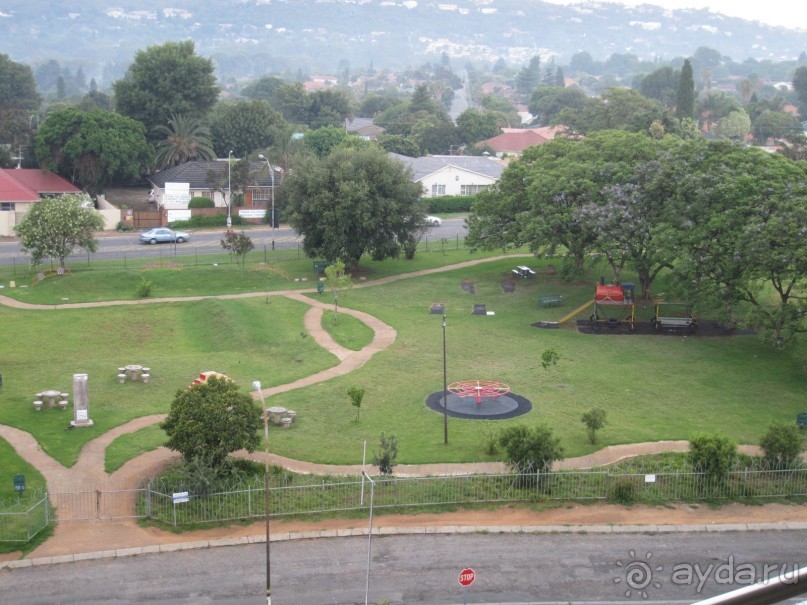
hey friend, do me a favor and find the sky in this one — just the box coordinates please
[541,0,807,30]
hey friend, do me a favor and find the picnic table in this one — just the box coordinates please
[512,265,536,279]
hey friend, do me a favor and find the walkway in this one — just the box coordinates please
[1,255,805,561]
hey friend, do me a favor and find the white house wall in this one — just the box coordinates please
[418,165,497,197]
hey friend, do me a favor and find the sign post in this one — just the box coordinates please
[458,567,475,605]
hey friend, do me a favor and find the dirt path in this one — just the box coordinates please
[2,254,805,559]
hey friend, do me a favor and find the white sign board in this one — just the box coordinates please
[644,474,656,483]
[172,491,190,504]
[239,209,267,219]
[167,210,192,223]
[162,182,192,207]
[76,409,88,421]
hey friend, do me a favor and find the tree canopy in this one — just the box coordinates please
[34,107,154,195]
[209,100,285,158]
[161,377,262,469]
[15,194,104,268]
[279,146,423,270]
[0,54,41,147]
[113,41,219,139]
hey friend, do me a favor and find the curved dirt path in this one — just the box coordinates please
[2,254,806,557]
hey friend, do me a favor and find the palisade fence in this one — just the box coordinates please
[1,234,468,275]
[3,467,807,541]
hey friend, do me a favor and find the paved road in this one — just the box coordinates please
[3,531,806,604]
[0,220,467,266]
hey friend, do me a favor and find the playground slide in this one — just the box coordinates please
[535,299,595,328]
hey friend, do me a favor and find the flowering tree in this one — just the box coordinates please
[15,194,104,268]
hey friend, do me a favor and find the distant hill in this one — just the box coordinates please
[1,0,805,82]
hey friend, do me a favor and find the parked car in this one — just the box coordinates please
[139,228,190,244]
[424,215,442,226]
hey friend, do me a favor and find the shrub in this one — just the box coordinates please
[170,214,243,228]
[425,195,476,213]
[760,423,804,468]
[688,433,736,481]
[347,385,365,422]
[116,221,134,232]
[372,432,398,475]
[136,278,154,298]
[499,423,563,475]
[608,476,638,504]
[188,196,214,208]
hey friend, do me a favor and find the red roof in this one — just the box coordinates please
[0,169,81,202]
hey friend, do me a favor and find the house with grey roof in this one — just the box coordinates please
[389,154,505,197]
[146,159,281,222]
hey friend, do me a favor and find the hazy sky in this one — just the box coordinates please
[542,1,807,30]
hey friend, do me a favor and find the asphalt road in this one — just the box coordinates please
[0,220,467,267]
[3,531,806,604]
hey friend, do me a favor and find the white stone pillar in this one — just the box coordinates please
[71,373,93,427]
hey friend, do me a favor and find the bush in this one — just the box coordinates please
[689,433,736,481]
[760,423,804,468]
[170,214,244,228]
[425,195,476,213]
[371,432,398,475]
[608,476,638,504]
[188,196,214,209]
[581,407,607,444]
[116,221,134,232]
[499,423,564,475]
[136,278,153,298]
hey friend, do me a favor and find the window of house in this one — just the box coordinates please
[460,184,490,196]
[0,203,14,211]
[431,184,446,197]
[252,187,271,202]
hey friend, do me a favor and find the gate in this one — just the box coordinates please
[132,210,162,229]
[49,489,145,521]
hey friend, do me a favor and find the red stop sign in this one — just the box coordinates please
[458,567,475,587]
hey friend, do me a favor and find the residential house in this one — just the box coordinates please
[345,117,385,140]
[390,153,505,197]
[0,169,84,236]
[146,160,281,224]
[481,125,565,157]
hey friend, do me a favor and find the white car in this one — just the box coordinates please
[425,215,442,227]
[139,228,191,244]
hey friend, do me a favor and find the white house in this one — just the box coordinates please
[389,154,505,197]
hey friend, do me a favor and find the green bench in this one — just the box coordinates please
[313,261,328,275]
[798,413,807,429]
[538,295,563,308]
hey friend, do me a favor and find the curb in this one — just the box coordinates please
[4,521,806,571]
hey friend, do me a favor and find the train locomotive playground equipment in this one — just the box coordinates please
[425,379,532,420]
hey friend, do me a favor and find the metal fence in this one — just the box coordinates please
[0,233,468,275]
[3,467,807,540]
[0,495,49,542]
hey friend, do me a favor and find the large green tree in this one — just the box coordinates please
[675,59,695,120]
[455,108,500,145]
[791,65,807,119]
[161,376,262,469]
[467,130,659,276]
[209,100,285,158]
[0,54,41,147]
[15,194,104,268]
[556,88,663,135]
[113,41,219,139]
[656,139,807,347]
[34,107,154,195]
[528,86,587,126]
[279,146,423,270]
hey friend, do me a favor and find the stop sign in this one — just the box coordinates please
[458,567,475,587]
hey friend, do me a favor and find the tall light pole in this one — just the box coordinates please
[227,150,233,228]
[442,313,448,445]
[361,470,376,605]
[258,154,275,234]
[252,380,271,605]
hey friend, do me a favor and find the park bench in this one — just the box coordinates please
[798,413,807,429]
[313,261,328,275]
[538,295,563,308]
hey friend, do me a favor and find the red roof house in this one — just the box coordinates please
[0,169,83,236]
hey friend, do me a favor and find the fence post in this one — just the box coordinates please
[45,494,49,526]
[146,482,152,518]
[248,485,252,517]
[87,250,91,269]
[674,470,679,500]
[264,245,267,264]
[322,480,326,512]
[96,489,101,519]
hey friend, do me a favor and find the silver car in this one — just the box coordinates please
[139,228,190,244]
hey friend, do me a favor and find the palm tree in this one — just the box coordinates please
[153,114,216,169]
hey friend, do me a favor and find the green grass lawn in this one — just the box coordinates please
[0,250,805,474]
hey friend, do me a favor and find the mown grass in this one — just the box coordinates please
[105,424,167,474]
[0,250,805,474]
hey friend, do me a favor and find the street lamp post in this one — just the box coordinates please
[227,150,233,228]
[442,314,448,445]
[258,154,275,234]
[252,380,271,605]
[361,470,376,605]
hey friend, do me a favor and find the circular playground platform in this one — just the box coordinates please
[425,380,532,420]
